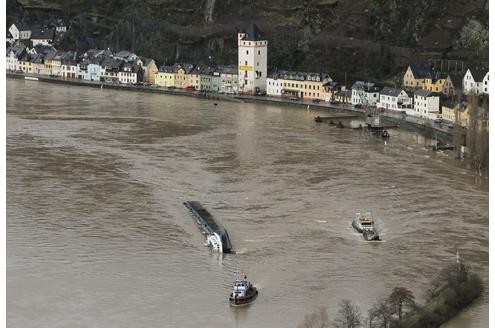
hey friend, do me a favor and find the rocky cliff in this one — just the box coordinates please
[7,0,488,82]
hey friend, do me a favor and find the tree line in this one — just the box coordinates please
[297,261,483,328]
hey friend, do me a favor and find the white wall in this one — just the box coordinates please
[6,53,18,71]
[9,25,19,40]
[266,78,283,96]
[238,34,268,94]
[414,94,439,118]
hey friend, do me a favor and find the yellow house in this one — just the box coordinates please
[44,53,61,76]
[18,54,33,73]
[442,101,470,127]
[281,78,304,98]
[173,63,194,89]
[402,64,433,89]
[302,73,331,100]
[423,72,447,93]
[275,71,331,100]
[156,65,175,87]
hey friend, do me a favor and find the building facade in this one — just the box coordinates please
[413,89,440,119]
[351,81,380,107]
[463,69,489,95]
[377,87,412,111]
[238,22,267,95]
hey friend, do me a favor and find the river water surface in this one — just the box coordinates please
[7,79,488,327]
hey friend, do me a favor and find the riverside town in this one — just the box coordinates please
[6,21,488,130]
[6,4,489,328]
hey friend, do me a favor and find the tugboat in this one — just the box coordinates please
[352,212,374,233]
[229,274,258,307]
[363,227,381,241]
[352,212,381,241]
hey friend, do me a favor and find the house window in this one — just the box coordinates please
[246,50,249,55]
[258,50,260,55]
[245,61,247,65]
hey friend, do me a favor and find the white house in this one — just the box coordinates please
[118,62,141,84]
[9,22,31,40]
[266,71,286,97]
[413,89,440,119]
[60,51,79,79]
[77,58,102,81]
[463,69,489,95]
[238,22,267,95]
[31,28,55,46]
[6,41,26,71]
[377,86,412,111]
[351,81,380,107]
[218,65,238,94]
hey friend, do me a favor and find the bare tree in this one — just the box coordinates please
[333,299,362,328]
[388,287,415,321]
[368,298,393,328]
[297,307,330,328]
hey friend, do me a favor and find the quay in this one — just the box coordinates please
[7,72,461,143]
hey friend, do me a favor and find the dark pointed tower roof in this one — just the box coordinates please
[241,22,264,41]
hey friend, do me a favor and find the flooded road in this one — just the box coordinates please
[7,79,488,327]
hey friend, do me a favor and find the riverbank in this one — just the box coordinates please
[6,72,459,143]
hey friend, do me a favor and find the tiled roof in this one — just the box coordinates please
[241,22,264,41]
[468,68,488,82]
[158,65,174,72]
[380,86,403,97]
[31,27,54,40]
[414,89,432,97]
[352,81,380,92]
[409,63,433,79]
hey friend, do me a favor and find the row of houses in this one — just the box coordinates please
[5,19,488,127]
[403,63,489,96]
[155,63,239,94]
[6,42,159,85]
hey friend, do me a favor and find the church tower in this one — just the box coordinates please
[238,22,267,95]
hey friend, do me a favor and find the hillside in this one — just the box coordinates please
[7,0,489,82]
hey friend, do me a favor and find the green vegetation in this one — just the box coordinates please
[298,261,483,328]
[7,0,488,81]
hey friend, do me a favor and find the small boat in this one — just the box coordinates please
[314,116,323,123]
[352,212,381,241]
[352,212,374,233]
[229,275,258,307]
[381,130,390,138]
[363,227,381,241]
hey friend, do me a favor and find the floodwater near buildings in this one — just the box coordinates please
[7,79,488,327]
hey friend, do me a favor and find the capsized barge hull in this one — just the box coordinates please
[183,201,233,253]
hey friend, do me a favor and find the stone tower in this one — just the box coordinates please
[238,22,267,95]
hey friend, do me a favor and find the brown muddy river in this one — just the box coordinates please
[7,79,488,327]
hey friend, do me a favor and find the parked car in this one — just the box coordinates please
[433,118,442,124]
[289,96,300,101]
[312,99,320,104]
[15,69,24,74]
[448,123,454,129]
